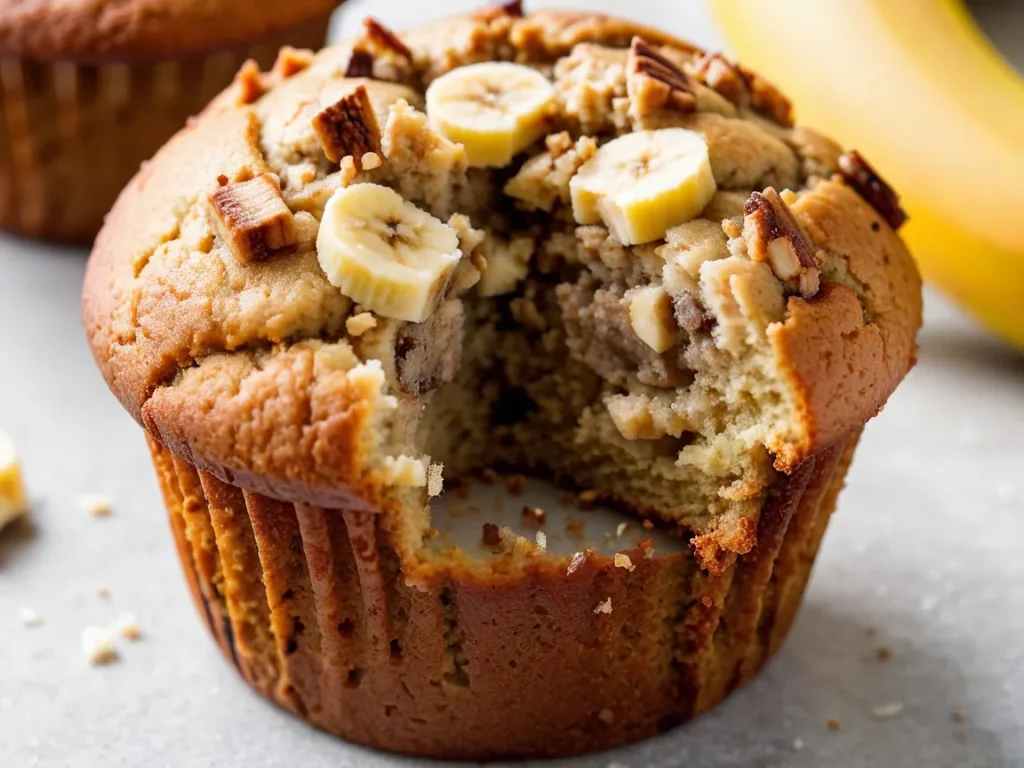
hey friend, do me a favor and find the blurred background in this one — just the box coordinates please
[1,1,1022,767]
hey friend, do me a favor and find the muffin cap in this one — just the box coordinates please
[0,0,341,61]
[82,9,922,510]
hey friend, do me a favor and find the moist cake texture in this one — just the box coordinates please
[82,5,922,759]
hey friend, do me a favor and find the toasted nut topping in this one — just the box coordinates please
[272,46,314,79]
[688,52,793,126]
[743,188,820,297]
[233,59,265,105]
[345,48,375,78]
[482,522,501,546]
[838,150,907,230]
[312,85,382,167]
[627,37,696,120]
[362,17,413,61]
[501,0,525,16]
[208,174,296,264]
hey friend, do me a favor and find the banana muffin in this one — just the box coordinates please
[82,6,922,759]
[0,0,342,243]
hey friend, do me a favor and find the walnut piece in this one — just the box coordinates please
[362,17,413,61]
[233,59,265,105]
[312,84,382,167]
[838,150,907,230]
[688,52,793,127]
[627,36,696,121]
[272,46,314,79]
[207,174,296,264]
[345,48,375,78]
[742,188,820,297]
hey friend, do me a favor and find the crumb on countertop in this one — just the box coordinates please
[594,598,612,615]
[79,493,112,517]
[871,702,904,720]
[114,611,142,641]
[81,626,118,666]
[19,606,43,627]
[827,718,841,731]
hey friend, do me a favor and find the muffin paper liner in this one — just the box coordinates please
[146,428,859,760]
[0,16,331,243]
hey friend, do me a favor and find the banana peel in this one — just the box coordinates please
[712,0,1024,351]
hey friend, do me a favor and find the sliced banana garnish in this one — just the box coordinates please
[317,183,461,323]
[570,128,717,246]
[425,62,556,168]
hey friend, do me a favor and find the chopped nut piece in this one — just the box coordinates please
[627,285,678,353]
[233,59,265,105]
[742,188,821,297]
[313,85,382,167]
[208,174,297,264]
[688,52,793,126]
[627,37,696,122]
[114,612,142,641]
[482,522,501,546]
[593,598,612,615]
[82,626,118,666]
[345,312,377,337]
[505,474,526,494]
[838,150,907,230]
[613,553,635,571]
[345,48,375,78]
[521,506,546,525]
[79,493,112,517]
[361,151,382,170]
[272,46,314,79]
[501,0,525,16]
[20,606,42,627]
[362,17,413,61]
[535,531,547,550]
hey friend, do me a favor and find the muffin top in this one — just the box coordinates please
[0,0,342,60]
[82,7,921,564]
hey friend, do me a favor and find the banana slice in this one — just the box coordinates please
[425,62,555,168]
[317,183,461,323]
[570,128,717,246]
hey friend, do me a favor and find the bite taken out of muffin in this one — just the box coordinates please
[82,4,921,760]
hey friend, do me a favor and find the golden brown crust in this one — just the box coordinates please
[0,0,342,60]
[150,432,854,759]
[769,178,922,468]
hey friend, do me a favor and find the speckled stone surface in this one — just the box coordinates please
[1,1,1022,766]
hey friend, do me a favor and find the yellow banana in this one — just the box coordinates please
[712,0,1024,351]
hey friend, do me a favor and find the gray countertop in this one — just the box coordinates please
[2,1,1023,766]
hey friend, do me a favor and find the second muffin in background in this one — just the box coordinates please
[0,0,343,243]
